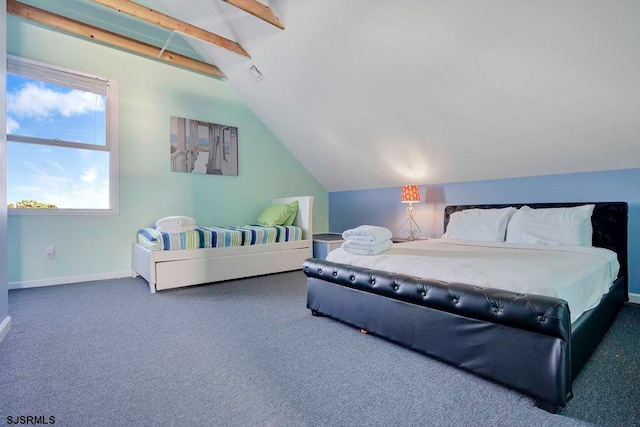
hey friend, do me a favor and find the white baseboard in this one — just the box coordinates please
[628,293,640,305]
[0,316,11,344]
[8,270,132,290]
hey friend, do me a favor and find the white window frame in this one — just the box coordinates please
[6,55,119,216]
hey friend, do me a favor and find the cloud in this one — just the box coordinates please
[10,158,109,209]
[41,158,67,174]
[81,167,98,184]
[7,82,105,119]
[6,116,20,133]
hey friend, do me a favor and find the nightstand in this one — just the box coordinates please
[313,233,345,259]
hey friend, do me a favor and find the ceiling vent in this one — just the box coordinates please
[247,64,266,82]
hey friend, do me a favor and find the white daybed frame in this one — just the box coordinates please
[132,196,313,293]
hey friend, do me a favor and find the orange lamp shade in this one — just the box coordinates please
[401,185,420,203]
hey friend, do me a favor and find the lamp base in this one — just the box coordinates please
[398,204,421,241]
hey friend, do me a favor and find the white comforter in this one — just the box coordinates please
[326,239,620,323]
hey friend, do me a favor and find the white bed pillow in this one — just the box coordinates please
[442,207,517,242]
[505,204,595,247]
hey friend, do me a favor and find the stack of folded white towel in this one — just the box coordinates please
[155,216,197,233]
[341,225,393,255]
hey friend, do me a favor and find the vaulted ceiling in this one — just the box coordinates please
[9,1,640,192]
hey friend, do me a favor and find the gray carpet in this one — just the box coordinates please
[1,272,638,426]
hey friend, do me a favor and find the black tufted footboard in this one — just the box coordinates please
[303,258,626,413]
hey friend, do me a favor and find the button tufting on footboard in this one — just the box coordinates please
[302,258,572,342]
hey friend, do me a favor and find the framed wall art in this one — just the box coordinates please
[170,115,238,176]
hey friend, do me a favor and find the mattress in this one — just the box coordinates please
[137,225,303,251]
[327,238,620,323]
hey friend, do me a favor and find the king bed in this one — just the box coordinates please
[303,202,627,413]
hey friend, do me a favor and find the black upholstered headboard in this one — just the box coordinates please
[443,202,629,284]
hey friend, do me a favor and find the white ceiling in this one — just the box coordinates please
[61,1,640,191]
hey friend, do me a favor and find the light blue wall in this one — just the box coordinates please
[330,168,640,295]
[6,16,328,284]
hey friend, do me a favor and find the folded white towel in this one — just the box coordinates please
[156,224,197,233]
[341,239,393,255]
[155,216,196,227]
[342,225,393,243]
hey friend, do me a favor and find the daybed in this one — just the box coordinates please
[132,196,313,293]
[303,202,627,413]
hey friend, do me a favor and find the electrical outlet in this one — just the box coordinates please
[44,246,56,258]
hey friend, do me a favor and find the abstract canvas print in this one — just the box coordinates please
[170,116,238,176]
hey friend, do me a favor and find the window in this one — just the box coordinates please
[6,56,118,214]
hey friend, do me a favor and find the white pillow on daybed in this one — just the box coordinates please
[442,207,517,242]
[506,204,595,247]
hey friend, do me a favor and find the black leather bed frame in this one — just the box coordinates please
[303,202,628,413]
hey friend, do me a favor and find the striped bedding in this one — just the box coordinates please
[137,225,304,251]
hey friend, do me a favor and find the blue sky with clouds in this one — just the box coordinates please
[6,75,110,209]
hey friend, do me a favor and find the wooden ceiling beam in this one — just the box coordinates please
[222,0,284,30]
[90,0,250,58]
[7,0,226,79]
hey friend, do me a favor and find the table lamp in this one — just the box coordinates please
[400,184,421,240]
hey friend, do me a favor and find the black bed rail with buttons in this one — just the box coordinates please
[303,258,571,342]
